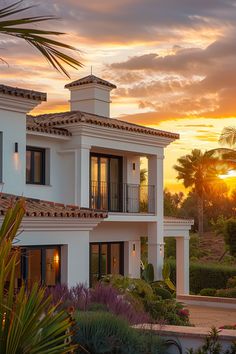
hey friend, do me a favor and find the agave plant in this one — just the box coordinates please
[0,0,83,77]
[0,199,77,353]
[142,262,176,291]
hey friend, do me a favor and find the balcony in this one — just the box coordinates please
[90,181,155,213]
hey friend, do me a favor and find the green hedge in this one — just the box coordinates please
[225,219,236,257]
[169,260,236,294]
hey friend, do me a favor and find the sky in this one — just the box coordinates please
[1,0,236,192]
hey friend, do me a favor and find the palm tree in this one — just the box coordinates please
[174,149,223,236]
[0,0,83,77]
[219,126,236,148]
[208,126,236,169]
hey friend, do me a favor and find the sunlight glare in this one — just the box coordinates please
[219,170,236,179]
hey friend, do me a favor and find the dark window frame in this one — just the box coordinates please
[90,153,123,211]
[89,241,124,287]
[21,245,61,286]
[26,146,46,185]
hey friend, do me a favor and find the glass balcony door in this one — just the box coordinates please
[90,154,122,211]
[90,242,124,286]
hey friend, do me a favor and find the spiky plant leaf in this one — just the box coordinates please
[0,199,77,353]
[0,0,83,77]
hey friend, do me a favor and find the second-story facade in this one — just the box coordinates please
[0,76,193,293]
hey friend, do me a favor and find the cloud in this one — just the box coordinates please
[22,0,236,44]
[110,36,236,73]
[177,124,214,127]
[195,132,219,142]
[108,33,236,123]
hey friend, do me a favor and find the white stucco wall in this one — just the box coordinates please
[0,109,26,195]
[17,226,91,287]
[91,221,147,278]
[25,135,76,204]
[69,85,112,117]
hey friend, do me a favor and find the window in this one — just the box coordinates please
[26,146,45,184]
[21,246,60,287]
[0,132,2,183]
[90,154,123,211]
[90,242,124,286]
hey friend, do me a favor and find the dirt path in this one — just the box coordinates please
[188,305,236,328]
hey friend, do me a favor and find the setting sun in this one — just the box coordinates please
[219,170,236,179]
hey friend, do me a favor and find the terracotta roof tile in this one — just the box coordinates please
[26,116,71,137]
[0,84,46,101]
[65,75,116,89]
[0,193,107,219]
[28,111,179,140]
[164,216,194,224]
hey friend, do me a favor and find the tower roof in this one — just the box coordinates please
[65,74,116,89]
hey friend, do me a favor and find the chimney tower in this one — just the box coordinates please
[65,74,116,117]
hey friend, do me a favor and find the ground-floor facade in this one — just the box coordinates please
[14,215,192,294]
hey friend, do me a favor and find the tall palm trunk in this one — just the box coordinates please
[197,195,204,236]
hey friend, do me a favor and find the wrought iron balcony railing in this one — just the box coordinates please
[90,181,155,213]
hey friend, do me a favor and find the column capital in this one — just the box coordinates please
[148,154,164,161]
[79,144,91,150]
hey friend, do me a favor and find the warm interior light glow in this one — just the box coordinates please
[13,153,20,170]
[54,253,59,264]
[219,170,236,179]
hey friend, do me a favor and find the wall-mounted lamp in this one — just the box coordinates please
[132,243,136,255]
[159,243,165,257]
[14,142,18,153]
[132,163,136,171]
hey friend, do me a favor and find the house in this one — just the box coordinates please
[0,75,193,294]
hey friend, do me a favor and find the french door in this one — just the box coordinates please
[21,246,61,286]
[90,154,122,211]
[90,242,124,286]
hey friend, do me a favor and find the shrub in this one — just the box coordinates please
[216,288,236,298]
[90,283,150,324]
[227,276,236,288]
[224,219,236,257]
[169,260,236,294]
[46,282,149,325]
[45,283,90,310]
[102,275,155,302]
[88,302,108,312]
[102,274,190,325]
[144,298,191,326]
[199,288,217,296]
[142,263,154,283]
[73,311,169,354]
[153,287,173,299]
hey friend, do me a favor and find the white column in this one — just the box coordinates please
[148,154,164,280]
[76,144,90,208]
[176,236,190,295]
[125,240,141,278]
[66,232,90,287]
[148,223,164,280]
[148,154,164,216]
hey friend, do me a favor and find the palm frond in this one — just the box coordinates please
[0,200,77,353]
[219,126,236,147]
[0,0,83,77]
